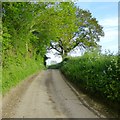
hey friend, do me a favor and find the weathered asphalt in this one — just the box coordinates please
[2,69,99,118]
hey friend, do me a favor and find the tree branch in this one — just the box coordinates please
[70,34,87,50]
[50,42,62,53]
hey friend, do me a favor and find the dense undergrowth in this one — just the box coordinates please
[49,51,120,114]
[61,52,120,102]
[2,57,44,95]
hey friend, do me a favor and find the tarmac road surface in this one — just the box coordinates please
[2,69,99,118]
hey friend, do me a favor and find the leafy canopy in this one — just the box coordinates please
[2,2,104,67]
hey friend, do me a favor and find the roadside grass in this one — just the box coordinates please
[2,57,44,95]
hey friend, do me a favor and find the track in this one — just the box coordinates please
[2,69,99,118]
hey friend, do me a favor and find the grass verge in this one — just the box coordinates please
[2,57,44,95]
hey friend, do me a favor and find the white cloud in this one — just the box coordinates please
[99,17,118,53]
[100,29,117,43]
[99,17,118,27]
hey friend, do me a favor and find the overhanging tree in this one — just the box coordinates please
[48,3,104,58]
[2,2,50,61]
[2,2,104,67]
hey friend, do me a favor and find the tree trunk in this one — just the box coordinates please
[61,50,67,59]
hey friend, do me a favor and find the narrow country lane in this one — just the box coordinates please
[2,70,99,118]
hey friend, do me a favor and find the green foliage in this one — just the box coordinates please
[2,2,49,58]
[48,62,63,69]
[2,2,105,95]
[60,51,120,103]
[2,57,44,95]
[2,2,48,94]
[49,3,104,58]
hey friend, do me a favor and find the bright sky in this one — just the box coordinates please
[76,2,118,54]
[47,1,119,65]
